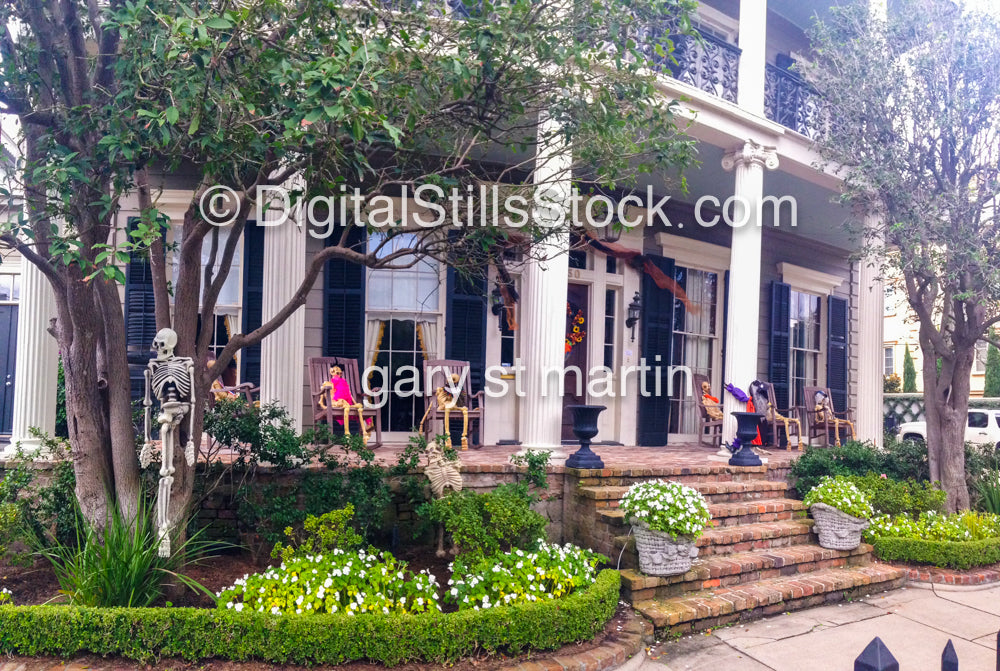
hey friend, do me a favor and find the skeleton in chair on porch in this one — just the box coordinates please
[140,328,197,557]
[700,380,724,421]
[318,365,369,446]
[749,380,801,450]
[813,390,856,446]
[418,373,470,450]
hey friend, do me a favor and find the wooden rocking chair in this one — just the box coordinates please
[754,381,802,451]
[420,359,484,450]
[693,373,724,448]
[802,385,855,447]
[308,357,383,448]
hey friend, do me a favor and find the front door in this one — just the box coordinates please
[0,304,18,435]
[562,283,590,440]
[637,256,675,446]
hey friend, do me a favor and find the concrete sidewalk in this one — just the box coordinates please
[641,583,1000,670]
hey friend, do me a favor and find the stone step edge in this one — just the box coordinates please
[501,606,653,671]
[577,481,791,501]
[596,499,807,527]
[614,519,816,550]
[619,543,873,589]
[632,564,907,630]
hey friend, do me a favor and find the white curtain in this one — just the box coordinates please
[416,318,439,360]
[365,318,385,370]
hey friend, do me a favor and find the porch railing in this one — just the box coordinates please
[643,31,741,104]
[764,63,824,140]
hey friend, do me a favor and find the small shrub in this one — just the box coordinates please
[865,510,1000,543]
[0,503,29,565]
[0,433,80,548]
[418,484,548,558]
[34,500,212,608]
[217,549,441,616]
[846,474,946,516]
[270,504,364,563]
[508,449,551,490]
[448,543,601,610]
[884,373,901,393]
[0,588,10,605]
[871,537,1000,570]
[803,476,874,519]
[619,480,712,540]
[975,469,1000,515]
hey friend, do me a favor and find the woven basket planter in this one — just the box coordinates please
[632,521,699,576]
[810,502,869,550]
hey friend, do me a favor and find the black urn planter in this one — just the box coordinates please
[564,405,606,469]
[729,411,764,467]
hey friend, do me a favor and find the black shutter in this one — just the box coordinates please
[769,281,792,409]
[241,221,264,385]
[720,270,730,381]
[445,269,487,392]
[637,255,675,446]
[323,228,365,360]
[124,217,160,400]
[828,295,849,410]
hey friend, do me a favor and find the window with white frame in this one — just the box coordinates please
[884,346,894,376]
[668,266,719,434]
[975,341,989,374]
[366,232,441,432]
[0,274,20,303]
[790,289,822,408]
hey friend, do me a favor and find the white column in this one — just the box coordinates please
[720,141,779,448]
[517,115,571,455]
[856,252,884,447]
[259,178,307,431]
[737,0,768,115]
[6,261,59,454]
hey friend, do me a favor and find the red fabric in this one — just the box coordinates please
[747,397,762,445]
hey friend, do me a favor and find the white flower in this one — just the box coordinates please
[234,603,244,612]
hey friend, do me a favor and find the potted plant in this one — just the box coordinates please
[620,480,712,576]
[804,475,873,550]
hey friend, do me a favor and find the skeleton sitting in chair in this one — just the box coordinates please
[750,380,801,450]
[318,365,369,446]
[419,373,471,450]
[701,380,724,421]
[814,389,855,446]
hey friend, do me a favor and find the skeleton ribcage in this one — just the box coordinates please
[150,358,194,402]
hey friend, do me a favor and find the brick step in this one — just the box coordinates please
[620,543,873,602]
[577,480,791,507]
[613,520,816,564]
[632,564,907,635]
[571,464,774,487]
[597,499,808,533]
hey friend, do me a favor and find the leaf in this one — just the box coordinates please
[204,17,233,30]
[165,107,179,124]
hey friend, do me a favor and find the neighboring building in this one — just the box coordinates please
[2,0,887,450]
[883,284,993,398]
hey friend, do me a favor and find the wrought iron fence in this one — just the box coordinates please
[764,63,825,140]
[854,633,998,670]
[641,30,740,104]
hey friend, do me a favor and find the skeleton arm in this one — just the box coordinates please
[184,360,197,466]
[140,366,153,468]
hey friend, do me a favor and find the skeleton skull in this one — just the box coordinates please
[152,328,178,360]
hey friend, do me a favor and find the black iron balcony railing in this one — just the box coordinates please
[764,64,824,140]
[643,31,741,104]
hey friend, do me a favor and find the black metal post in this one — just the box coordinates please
[942,640,959,671]
[855,637,899,671]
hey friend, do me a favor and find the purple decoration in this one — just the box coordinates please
[725,383,750,403]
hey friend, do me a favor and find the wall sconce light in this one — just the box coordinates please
[490,286,504,330]
[625,291,641,342]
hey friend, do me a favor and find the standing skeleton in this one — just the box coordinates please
[140,328,197,557]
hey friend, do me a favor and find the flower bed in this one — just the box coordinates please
[865,511,1000,569]
[0,569,620,665]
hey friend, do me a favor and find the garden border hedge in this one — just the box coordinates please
[872,537,1000,570]
[0,569,620,665]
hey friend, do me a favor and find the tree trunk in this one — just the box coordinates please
[920,334,973,512]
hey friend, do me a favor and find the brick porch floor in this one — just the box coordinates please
[368,442,801,471]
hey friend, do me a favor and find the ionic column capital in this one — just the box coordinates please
[722,141,779,172]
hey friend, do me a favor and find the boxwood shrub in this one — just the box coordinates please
[0,569,620,665]
[872,537,1000,570]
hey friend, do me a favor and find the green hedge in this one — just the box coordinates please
[0,569,620,665]
[872,537,1000,570]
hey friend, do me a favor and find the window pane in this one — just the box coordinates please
[0,275,10,301]
[10,275,19,301]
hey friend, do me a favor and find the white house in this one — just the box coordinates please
[0,0,887,452]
